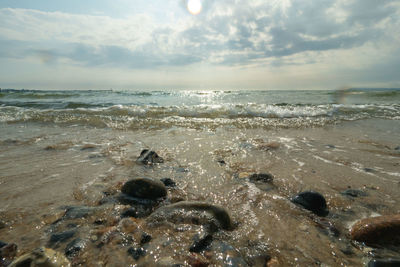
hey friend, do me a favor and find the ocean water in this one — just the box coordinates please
[1,88,399,130]
[1,88,400,266]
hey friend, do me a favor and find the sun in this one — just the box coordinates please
[187,0,202,15]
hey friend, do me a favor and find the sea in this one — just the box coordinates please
[1,88,400,266]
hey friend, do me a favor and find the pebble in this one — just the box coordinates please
[147,201,233,230]
[65,238,87,258]
[137,149,164,165]
[160,178,176,187]
[121,206,153,218]
[121,177,167,200]
[249,173,274,183]
[341,189,368,198]
[127,247,146,260]
[350,214,400,246]
[48,229,77,247]
[9,247,71,267]
[291,191,329,216]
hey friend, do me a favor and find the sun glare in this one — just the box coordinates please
[187,0,202,15]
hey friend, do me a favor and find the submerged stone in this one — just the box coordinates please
[249,173,274,183]
[291,191,329,216]
[137,149,164,165]
[147,201,233,230]
[65,238,87,258]
[63,206,96,220]
[9,247,70,267]
[341,189,367,198]
[121,206,153,219]
[127,247,146,260]
[160,178,176,187]
[48,229,77,247]
[121,177,167,200]
[350,214,400,246]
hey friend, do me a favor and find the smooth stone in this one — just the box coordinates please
[127,247,146,260]
[341,189,368,198]
[291,191,329,216]
[63,206,96,219]
[65,238,87,258]
[9,247,70,267]
[249,173,274,183]
[350,214,400,246]
[160,178,176,187]
[147,201,233,230]
[137,149,164,165]
[189,232,213,253]
[368,258,400,267]
[210,241,247,267]
[49,229,76,246]
[121,177,167,200]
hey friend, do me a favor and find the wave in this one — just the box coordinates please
[1,103,399,130]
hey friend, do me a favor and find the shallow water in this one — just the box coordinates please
[1,117,400,266]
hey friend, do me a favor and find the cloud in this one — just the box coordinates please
[0,0,399,72]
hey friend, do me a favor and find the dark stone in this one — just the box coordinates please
[127,247,146,260]
[0,242,17,259]
[121,206,153,219]
[341,189,368,198]
[160,178,176,187]
[326,144,336,148]
[121,177,167,200]
[313,217,340,237]
[65,238,87,258]
[217,160,226,165]
[368,259,400,267]
[49,229,76,246]
[291,191,329,217]
[249,173,274,183]
[364,168,376,173]
[140,233,152,245]
[394,146,400,151]
[147,201,233,230]
[137,149,164,165]
[350,214,400,246]
[63,206,95,219]
[189,232,213,253]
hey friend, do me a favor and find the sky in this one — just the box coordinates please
[0,0,399,90]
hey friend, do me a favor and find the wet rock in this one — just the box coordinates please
[147,201,233,230]
[49,229,77,247]
[9,247,70,267]
[394,146,400,151]
[364,168,376,173]
[137,149,164,165]
[160,178,176,187]
[0,240,6,248]
[350,214,400,246]
[367,258,400,267]
[189,232,213,253]
[65,238,87,258]
[127,247,146,260]
[63,206,96,220]
[121,177,167,200]
[121,206,153,219]
[313,217,340,237]
[249,173,274,183]
[291,191,329,216]
[326,144,336,149]
[217,159,226,165]
[341,189,368,198]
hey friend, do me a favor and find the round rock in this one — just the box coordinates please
[291,191,329,216]
[121,178,167,200]
[350,214,400,246]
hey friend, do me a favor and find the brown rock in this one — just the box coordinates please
[350,214,400,246]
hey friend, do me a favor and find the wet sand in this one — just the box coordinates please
[1,118,400,266]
